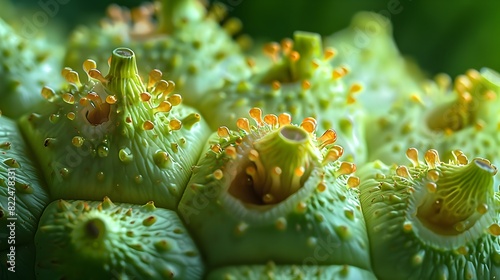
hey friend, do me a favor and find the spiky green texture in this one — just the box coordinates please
[0,17,62,119]
[206,262,377,280]
[64,0,251,107]
[178,111,370,270]
[19,48,210,209]
[358,149,500,280]
[0,115,50,251]
[199,31,367,163]
[0,243,36,279]
[35,198,204,279]
[324,12,425,117]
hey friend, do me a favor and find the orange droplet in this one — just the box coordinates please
[62,93,75,104]
[167,94,182,106]
[424,149,440,169]
[271,80,281,90]
[148,69,162,89]
[324,48,336,60]
[278,113,291,127]
[396,165,411,178]
[349,83,363,94]
[224,146,237,159]
[264,114,278,127]
[236,118,250,132]
[300,120,316,133]
[289,51,300,62]
[140,92,151,102]
[154,101,172,113]
[143,120,154,130]
[88,69,107,83]
[318,129,337,148]
[249,107,263,126]
[217,126,230,138]
[301,80,311,90]
[105,95,117,104]
[347,176,360,188]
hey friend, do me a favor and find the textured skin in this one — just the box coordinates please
[206,263,377,280]
[35,198,204,279]
[0,18,62,119]
[0,116,50,251]
[358,150,500,280]
[19,48,211,209]
[178,110,371,271]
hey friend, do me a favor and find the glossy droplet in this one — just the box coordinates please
[154,101,172,114]
[143,120,155,130]
[318,129,337,148]
[347,176,360,188]
[427,170,440,182]
[67,112,76,120]
[236,118,250,132]
[148,69,162,89]
[224,146,237,159]
[62,93,75,104]
[426,182,437,193]
[41,86,55,100]
[118,148,133,163]
[300,119,316,133]
[169,119,182,130]
[97,145,109,157]
[324,48,336,60]
[249,107,263,126]
[140,92,151,102]
[396,166,411,178]
[213,169,223,180]
[349,83,363,94]
[210,144,222,153]
[424,149,440,169]
[153,151,170,168]
[72,136,84,147]
[406,148,419,167]
[105,95,117,104]
[83,59,97,74]
[264,114,278,127]
[323,145,343,165]
[316,182,327,192]
[301,80,311,90]
[217,126,230,138]
[278,113,291,127]
[489,224,500,236]
[336,162,356,176]
[167,94,182,106]
[477,203,488,214]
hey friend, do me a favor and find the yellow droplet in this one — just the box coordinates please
[62,93,75,104]
[426,182,437,193]
[217,126,230,138]
[72,136,84,147]
[167,94,182,106]
[427,170,440,182]
[249,107,263,126]
[347,176,360,188]
[236,118,250,132]
[489,224,500,236]
[41,86,55,100]
[406,148,419,167]
[224,146,237,159]
[278,113,291,127]
[324,48,336,60]
[316,182,327,193]
[213,169,223,180]
[318,129,337,148]
[66,112,76,120]
[264,114,278,127]
[424,149,440,169]
[140,92,151,102]
[105,95,117,104]
[301,80,311,90]
[83,59,97,74]
[396,165,411,178]
[477,203,488,214]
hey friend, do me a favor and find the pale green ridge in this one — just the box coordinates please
[198,31,367,164]
[178,111,371,270]
[206,262,377,280]
[358,149,500,280]
[35,198,204,280]
[0,115,50,251]
[19,48,211,210]
[0,17,62,119]
[63,0,251,108]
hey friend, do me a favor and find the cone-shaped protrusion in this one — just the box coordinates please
[35,198,204,279]
[358,148,500,280]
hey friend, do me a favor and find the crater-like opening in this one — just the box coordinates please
[85,218,106,239]
[114,48,134,58]
[280,125,308,142]
[85,103,111,126]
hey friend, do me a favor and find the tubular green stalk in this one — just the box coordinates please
[198,31,367,163]
[64,0,252,108]
[0,115,50,251]
[35,197,204,279]
[19,47,211,209]
[178,108,372,271]
[206,261,376,280]
[358,148,500,280]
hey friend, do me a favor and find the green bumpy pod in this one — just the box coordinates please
[178,108,373,273]
[206,261,376,280]
[324,11,425,117]
[64,0,252,107]
[0,115,50,251]
[0,17,62,119]
[19,47,211,209]
[366,68,500,186]
[358,148,500,280]
[199,31,367,163]
[0,243,36,279]
[35,197,204,279]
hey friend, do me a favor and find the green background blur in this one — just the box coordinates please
[9,0,500,78]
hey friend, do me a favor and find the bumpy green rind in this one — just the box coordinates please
[358,151,500,280]
[199,31,367,163]
[0,243,36,279]
[35,198,204,280]
[206,262,377,280]
[64,0,251,108]
[0,116,50,251]
[18,47,211,209]
[0,17,62,119]
[324,11,425,116]
[178,114,371,270]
